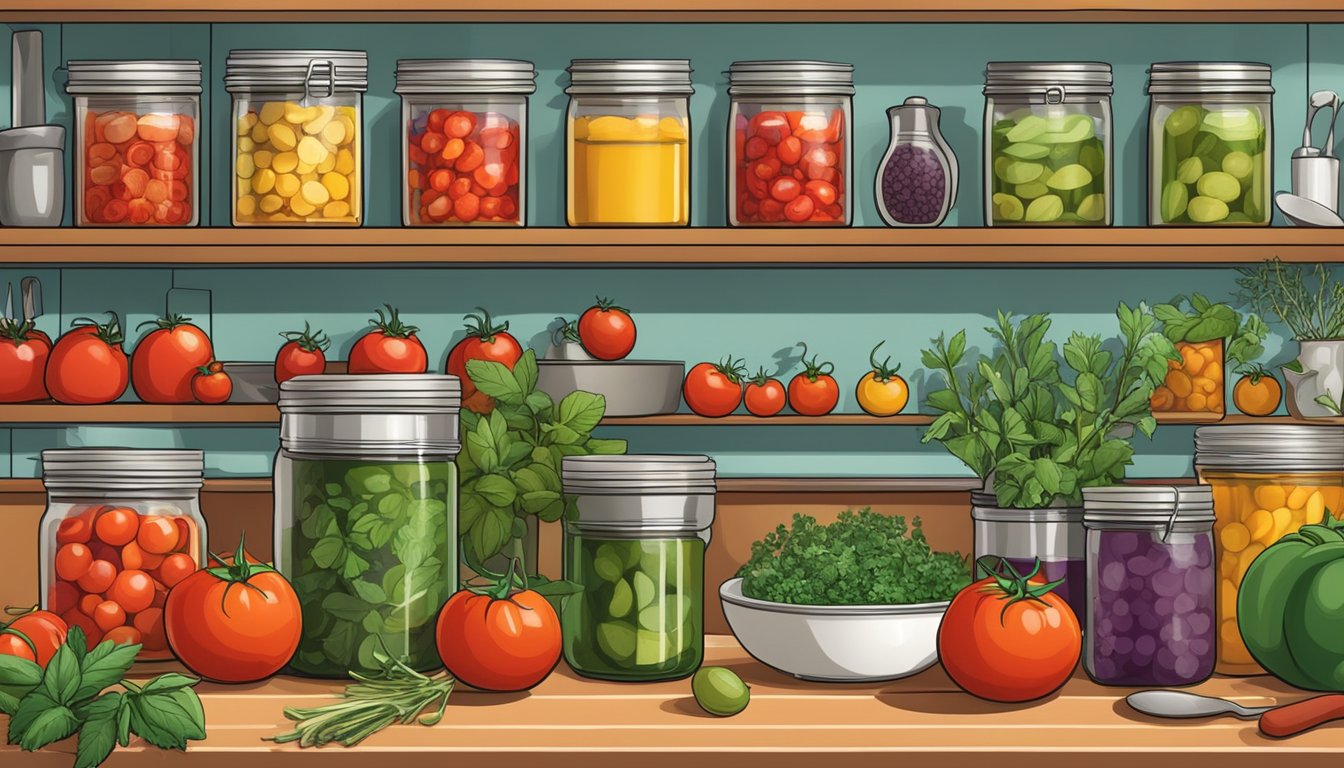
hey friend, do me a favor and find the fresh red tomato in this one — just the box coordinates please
[787,343,839,416]
[683,358,746,417]
[0,321,51,402]
[192,361,233,404]
[744,368,787,417]
[46,314,129,404]
[436,574,561,692]
[164,538,302,683]
[937,558,1082,703]
[0,609,67,668]
[349,304,428,375]
[577,297,636,361]
[446,307,523,413]
[132,314,214,403]
[274,323,329,384]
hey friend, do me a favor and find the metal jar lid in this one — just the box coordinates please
[565,59,693,96]
[563,455,716,536]
[65,60,202,95]
[1083,485,1215,528]
[1147,62,1275,95]
[394,59,537,95]
[970,491,1083,522]
[42,448,204,491]
[1195,425,1344,472]
[727,60,855,97]
[983,61,1113,100]
[279,375,460,458]
[225,49,368,95]
[279,374,461,413]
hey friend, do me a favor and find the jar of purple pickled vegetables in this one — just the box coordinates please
[876,96,957,227]
[1082,485,1216,687]
[971,492,1085,621]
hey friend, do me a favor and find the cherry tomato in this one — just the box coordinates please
[121,541,164,571]
[446,307,523,414]
[191,361,232,404]
[805,179,838,208]
[683,358,746,418]
[777,135,803,166]
[744,368,787,417]
[95,507,140,546]
[769,176,802,203]
[93,600,126,632]
[349,305,428,374]
[131,314,213,404]
[787,343,839,416]
[79,595,103,617]
[107,569,155,613]
[55,542,94,581]
[855,341,909,417]
[0,609,67,668]
[137,515,181,555]
[1233,366,1282,417]
[0,321,51,402]
[103,626,142,647]
[577,297,637,361]
[157,553,197,588]
[46,314,129,404]
[436,577,561,692]
[78,560,118,594]
[56,511,95,545]
[783,195,815,223]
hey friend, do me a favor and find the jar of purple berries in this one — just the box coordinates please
[876,96,957,227]
[1082,485,1216,688]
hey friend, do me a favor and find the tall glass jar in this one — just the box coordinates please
[39,449,206,660]
[971,492,1086,621]
[225,49,367,226]
[983,62,1113,226]
[1195,425,1344,675]
[65,60,201,227]
[1083,486,1216,687]
[876,96,957,227]
[566,59,692,226]
[1147,62,1273,226]
[727,60,853,226]
[561,455,715,682]
[395,59,536,227]
[274,375,460,678]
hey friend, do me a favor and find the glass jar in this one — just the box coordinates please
[65,60,201,227]
[1151,338,1226,417]
[971,492,1086,620]
[727,60,853,226]
[1195,425,1344,675]
[983,62,1113,226]
[39,449,206,660]
[225,49,367,226]
[1083,486,1216,687]
[395,59,535,227]
[566,59,692,226]
[274,375,460,678]
[1147,62,1273,226]
[876,96,957,227]
[561,455,715,682]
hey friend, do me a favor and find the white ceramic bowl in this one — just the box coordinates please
[719,577,948,683]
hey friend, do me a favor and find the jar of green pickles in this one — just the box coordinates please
[983,62,1113,226]
[274,375,460,678]
[1147,62,1273,226]
[561,455,716,682]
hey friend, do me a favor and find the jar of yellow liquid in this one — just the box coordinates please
[566,60,692,226]
[1195,425,1344,675]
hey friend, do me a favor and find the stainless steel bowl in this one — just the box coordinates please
[222,362,279,403]
[536,360,684,417]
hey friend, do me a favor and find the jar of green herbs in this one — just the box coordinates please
[274,375,461,678]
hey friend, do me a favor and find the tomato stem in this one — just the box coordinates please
[974,556,1066,626]
[70,311,125,345]
[795,342,835,383]
[462,307,508,344]
[867,341,902,382]
[206,532,280,617]
[747,366,778,387]
[137,313,193,332]
[1236,362,1275,384]
[197,361,224,376]
[280,322,330,353]
[714,356,748,384]
[0,319,35,343]
[370,305,419,339]
[552,316,581,344]
[593,296,630,314]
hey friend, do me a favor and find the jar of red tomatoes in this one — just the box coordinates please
[38,449,206,659]
[396,59,535,226]
[65,60,201,227]
[728,60,853,226]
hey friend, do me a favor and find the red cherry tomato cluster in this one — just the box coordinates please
[684,344,839,417]
[407,109,521,225]
[48,504,200,658]
[733,109,846,225]
[82,110,194,226]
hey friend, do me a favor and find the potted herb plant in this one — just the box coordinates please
[1149,293,1266,418]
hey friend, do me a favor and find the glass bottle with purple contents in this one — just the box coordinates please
[1082,486,1216,687]
[876,97,957,227]
[970,492,1086,621]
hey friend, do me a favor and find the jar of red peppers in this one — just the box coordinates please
[65,60,201,227]
[38,449,206,659]
[728,60,853,226]
[396,59,536,226]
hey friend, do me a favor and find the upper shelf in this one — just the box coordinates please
[0,228,1338,267]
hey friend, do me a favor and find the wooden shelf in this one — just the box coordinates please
[0,228,1339,267]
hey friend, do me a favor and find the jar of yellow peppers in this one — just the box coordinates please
[1195,425,1344,675]
[566,59,692,226]
[225,50,366,226]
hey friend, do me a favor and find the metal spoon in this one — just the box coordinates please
[1126,690,1275,720]
[1304,90,1336,149]
[1277,191,1344,226]
[1326,91,1342,158]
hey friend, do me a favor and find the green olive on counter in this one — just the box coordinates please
[693,666,750,717]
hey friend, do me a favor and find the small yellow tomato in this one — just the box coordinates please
[856,341,909,417]
[1233,366,1282,417]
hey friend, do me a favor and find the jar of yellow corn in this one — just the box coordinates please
[1194,425,1344,675]
[566,59,692,226]
[225,50,366,226]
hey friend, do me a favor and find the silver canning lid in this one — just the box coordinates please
[566,59,693,96]
[983,61,1113,97]
[279,374,460,413]
[562,454,716,495]
[65,60,202,95]
[727,60,854,97]
[42,448,204,491]
[395,59,537,95]
[225,49,368,94]
[1083,485,1215,527]
[1148,62,1274,95]
[971,491,1083,522]
[1195,425,1344,472]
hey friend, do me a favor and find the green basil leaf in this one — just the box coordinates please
[38,641,82,706]
[512,349,539,394]
[536,499,566,523]
[542,424,584,445]
[320,593,373,622]
[127,686,205,750]
[475,474,518,507]
[584,438,627,455]
[467,506,513,563]
[74,640,140,703]
[520,490,561,514]
[525,391,554,415]
[16,703,79,751]
[556,390,606,435]
[466,358,524,403]
[0,653,43,689]
[73,693,122,768]
[310,536,346,569]
[138,674,198,695]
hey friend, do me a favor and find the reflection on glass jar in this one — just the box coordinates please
[971,492,1087,621]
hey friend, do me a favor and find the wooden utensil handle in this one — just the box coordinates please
[1260,695,1344,738]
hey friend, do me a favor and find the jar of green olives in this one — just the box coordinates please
[1147,62,1273,226]
[561,455,716,682]
[983,62,1113,226]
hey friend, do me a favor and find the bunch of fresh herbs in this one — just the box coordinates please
[1152,293,1267,366]
[1236,259,1344,341]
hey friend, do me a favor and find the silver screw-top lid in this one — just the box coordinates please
[278,374,461,413]
[42,448,204,491]
[1195,425,1344,472]
[279,375,461,458]
[225,49,369,94]
[566,59,693,96]
[1147,62,1275,95]
[727,60,855,96]
[65,60,202,95]
[1083,485,1215,527]
[563,454,716,536]
[394,59,537,95]
[984,61,1114,97]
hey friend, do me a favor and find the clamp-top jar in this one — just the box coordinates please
[226,49,367,226]
[274,375,461,677]
[66,60,201,227]
[984,62,1113,226]
[727,60,854,226]
[395,59,536,227]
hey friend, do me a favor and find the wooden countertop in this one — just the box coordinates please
[2,636,1340,766]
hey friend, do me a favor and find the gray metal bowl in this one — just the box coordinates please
[222,362,279,403]
[536,360,684,417]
